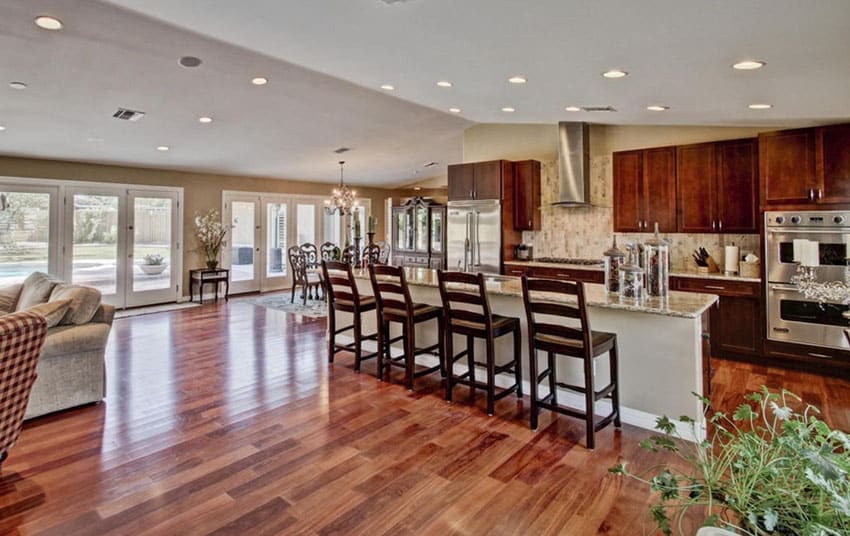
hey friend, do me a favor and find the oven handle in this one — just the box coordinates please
[767,228,850,234]
[769,284,799,292]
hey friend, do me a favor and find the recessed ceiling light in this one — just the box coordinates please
[565,106,581,112]
[179,56,203,68]
[380,84,395,91]
[602,69,628,79]
[156,145,170,151]
[508,76,527,84]
[413,186,422,191]
[9,82,27,90]
[86,137,104,142]
[198,116,213,124]
[0,126,6,132]
[251,77,268,86]
[647,105,670,111]
[436,80,453,88]
[501,107,515,113]
[448,107,462,113]
[748,103,773,110]
[733,60,766,70]
[34,16,63,31]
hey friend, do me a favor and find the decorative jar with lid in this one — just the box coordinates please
[643,223,670,298]
[603,236,625,294]
[619,244,644,300]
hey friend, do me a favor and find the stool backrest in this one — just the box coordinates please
[521,276,591,358]
[322,260,359,307]
[369,264,412,317]
[437,270,492,329]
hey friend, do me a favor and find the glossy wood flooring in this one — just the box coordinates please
[1,301,849,535]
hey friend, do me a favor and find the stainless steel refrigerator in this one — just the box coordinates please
[446,200,502,275]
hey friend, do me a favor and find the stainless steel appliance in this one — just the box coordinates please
[765,210,850,350]
[515,244,533,261]
[447,200,502,275]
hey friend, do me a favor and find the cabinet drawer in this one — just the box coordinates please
[529,266,604,284]
[673,277,759,297]
[503,264,528,277]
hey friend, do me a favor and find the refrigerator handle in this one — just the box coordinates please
[464,212,471,272]
[475,210,481,267]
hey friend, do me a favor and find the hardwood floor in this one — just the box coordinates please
[1,301,848,535]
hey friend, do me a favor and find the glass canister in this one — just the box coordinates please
[603,236,625,294]
[619,244,644,300]
[643,223,670,297]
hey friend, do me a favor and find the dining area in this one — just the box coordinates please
[286,240,389,304]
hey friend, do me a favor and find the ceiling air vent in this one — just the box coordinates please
[333,147,351,154]
[581,106,617,113]
[422,161,438,168]
[112,108,146,121]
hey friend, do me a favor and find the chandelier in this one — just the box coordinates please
[324,160,357,215]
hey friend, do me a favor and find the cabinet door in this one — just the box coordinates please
[430,209,444,254]
[513,160,540,230]
[817,124,850,204]
[676,143,716,233]
[473,160,504,200]
[393,210,407,251]
[716,138,758,233]
[613,150,643,232]
[711,295,761,357]
[414,205,428,252]
[448,163,474,201]
[643,147,677,233]
[759,129,817,206]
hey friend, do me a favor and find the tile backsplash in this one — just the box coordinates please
[522,159,760,270]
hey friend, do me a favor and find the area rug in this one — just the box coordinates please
[241,294,328,318]
[115,302,201,319]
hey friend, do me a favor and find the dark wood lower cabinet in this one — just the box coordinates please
[502,264,604,284]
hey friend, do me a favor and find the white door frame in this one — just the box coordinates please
[126,189,181,307]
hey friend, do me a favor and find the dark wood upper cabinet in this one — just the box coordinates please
[447,163,474,201]
[817,124,850,204]
[447,160,507,201]
[759,128,817,207]
[612,150,643,232]
[641,147,677,233]
[512,160,541,230]
[676,142,717,233]
[715,138,758,233]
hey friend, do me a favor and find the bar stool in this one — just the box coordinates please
[437,270,523,416]
[368,264,445,390]
[521,276,621,449]
[321,260,379,372]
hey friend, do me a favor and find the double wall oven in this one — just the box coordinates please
[765,210,850,352]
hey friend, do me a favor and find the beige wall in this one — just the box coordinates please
[0,155,388,294]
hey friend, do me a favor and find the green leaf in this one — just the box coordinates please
[733,403,757,421]
[655,416,676,435]
[609,463,626,475]
[763,508,778,531]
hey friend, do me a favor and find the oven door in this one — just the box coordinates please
[768,283,850,351]
[766,228,850,283]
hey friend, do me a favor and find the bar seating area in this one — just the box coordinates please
[321,260,379,371]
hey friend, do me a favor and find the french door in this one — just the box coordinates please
[64,187,181,308]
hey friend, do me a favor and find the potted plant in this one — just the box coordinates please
[194,209,230,269]
[139,253,167,275]
[610,387,850,535]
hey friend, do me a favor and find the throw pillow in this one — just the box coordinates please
[0,283,22,314]
[26,298,72,328]
[50,284,102,325]
[15,272,59,311]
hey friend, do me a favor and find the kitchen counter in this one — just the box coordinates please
[341,266,715,439]
[503,260,762,283]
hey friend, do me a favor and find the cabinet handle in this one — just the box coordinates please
[528,220,532,227]
[704,285,726,290]
[808,352,832,359]
[718,220,722,231]
[818,188,823,200]
[711,220,716,231]
[556,272,574,278]
[637,220,641,229]
[808,188,815,201]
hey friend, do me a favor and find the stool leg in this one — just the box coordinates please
[327,308,336,363]
[485,335,496,417]
[466,335,476,392]
[529,347,539,430]
[548,352,557,406]
[405,320,415,391]
[445,330,454,403]
[437,315,446,378]
[513,326,523,398]
[353,310,363,372]
[585,356,596,450]
[610,341,621,428]
[376,318,385,381]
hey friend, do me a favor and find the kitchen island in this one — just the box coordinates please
[339,267,718,440]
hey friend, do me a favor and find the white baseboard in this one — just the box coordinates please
[336,335,703,441]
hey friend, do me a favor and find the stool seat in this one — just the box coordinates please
[450,314,518,338]
[380,303,441,323]
[534,330,616,356]
[334,296,376,312]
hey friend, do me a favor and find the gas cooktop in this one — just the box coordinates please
[534,257,604,266]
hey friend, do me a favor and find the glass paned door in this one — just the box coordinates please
[126,191,179,307]
[68,191,123,302]
[226,198,261,294]
[0,188,56,285]
[266,202,288,281]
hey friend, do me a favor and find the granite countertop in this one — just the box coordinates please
[503,260,761,283]
[352,267,718,319]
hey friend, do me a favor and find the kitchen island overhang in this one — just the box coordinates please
[334,267,718,441]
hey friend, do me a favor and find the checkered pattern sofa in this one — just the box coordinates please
[0,311,48,464]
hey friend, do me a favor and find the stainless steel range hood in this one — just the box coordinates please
[552,122,590,206]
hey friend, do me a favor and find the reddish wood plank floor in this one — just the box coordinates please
[1,301,848,535]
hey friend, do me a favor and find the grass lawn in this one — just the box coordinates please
[1,243,169,263]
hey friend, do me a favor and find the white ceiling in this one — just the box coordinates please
[1,0,849,187]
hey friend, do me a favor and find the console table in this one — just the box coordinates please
[189,268,230,304]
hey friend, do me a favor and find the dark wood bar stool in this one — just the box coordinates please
[437,270,523,416]
[521,276,621,449]
[368,264,445,390]
[321,260,379,372]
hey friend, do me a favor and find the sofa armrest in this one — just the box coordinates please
[90,304,115,325]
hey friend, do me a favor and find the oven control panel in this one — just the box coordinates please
[767,210,850,228]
